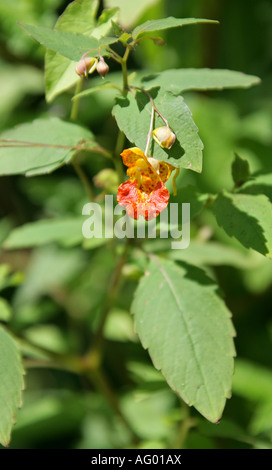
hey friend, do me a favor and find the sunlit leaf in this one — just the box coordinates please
[113,88,203,172]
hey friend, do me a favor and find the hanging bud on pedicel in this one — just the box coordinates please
[96,57,109,78]
[152,126,176,149]
[75,57,97,77]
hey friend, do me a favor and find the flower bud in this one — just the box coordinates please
[96,57,109,78]
[75,57,97,77]
[152,126,176,149]
[93,169,118,192]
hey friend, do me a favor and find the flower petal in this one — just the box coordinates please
[120,147,146,168]
[117,179,169,221]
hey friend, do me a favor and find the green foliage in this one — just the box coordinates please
[142,68,261,93]
[45,0,119,102]
[19,23,117,62]
[0,0,271,451]
[0,117,96,176]
[232,153,251,187]
[132,17,219,39]
[212,191,272,258]
[132,257,235,423]
[113,88,203,171]
[0,327,24,447]
[3,218,84,249]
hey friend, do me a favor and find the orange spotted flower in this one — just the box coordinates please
[117,147,176,220]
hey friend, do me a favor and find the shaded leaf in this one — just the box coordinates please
[232,153,251,187]
[0,117,96,176]
[112,88,203,172]
[212,191,272,258]
[0,298,12,322]
[132,17,218,39]
[238,172,272,202]
[0,327,24,447]
[131,256,235,423]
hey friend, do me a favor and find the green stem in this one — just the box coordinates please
[120,47,130,95]
[70,78,84,121]
[72,156,95,201]
[173,401,196,449]
[86,242,130,358]
[114,130,125,184]
[112,46,131,183]
[88,367,139,443]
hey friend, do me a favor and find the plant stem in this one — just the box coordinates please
[121,47,130,94]
[72,156,95,201]
[145,105,155,156]
[88,367,139,443]
[173,401,196,449]
[70,78,84,121]
[87,242,130,358]
[130,85,169,126]
[112,46,131,183]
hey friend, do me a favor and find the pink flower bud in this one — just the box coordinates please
[152,126,176,149]
[75,57,97,77]
[96,57,109,78]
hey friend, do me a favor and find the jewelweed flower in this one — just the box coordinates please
[117,147,175,220]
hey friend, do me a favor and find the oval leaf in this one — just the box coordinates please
[142,68,261,93]
[132,17,218,39]
[0,117,96,176]
[131,257,235,423]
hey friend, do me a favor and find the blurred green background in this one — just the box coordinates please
[0,0,272,449]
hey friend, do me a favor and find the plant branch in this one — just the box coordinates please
[70,78,84,121]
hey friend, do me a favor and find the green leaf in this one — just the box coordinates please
[45,0,98,102]
[73,81,122,100]
[0,326,24,447]
[112,88,203,172]
[169,241,257,269]
[132,17,218,39]
[232,359,272,403]
[19,23,117,62]
[173,185,209,218]
[0,298,12,322]
[3,218,85,250]
[142,68,261,93]
[212,191,272,258]
[104,0,160,28]
[111,20,123,37]
[131,256,235,423]
[231,153,251,187]
[250,402,272,435]
[0,117,96,176]
[238,172,272,202]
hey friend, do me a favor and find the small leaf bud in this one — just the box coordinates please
[152,126,176,149]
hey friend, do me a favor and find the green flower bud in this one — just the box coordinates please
[93,169,119,192]
[152,126,176,149]
[75,57,97,77]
